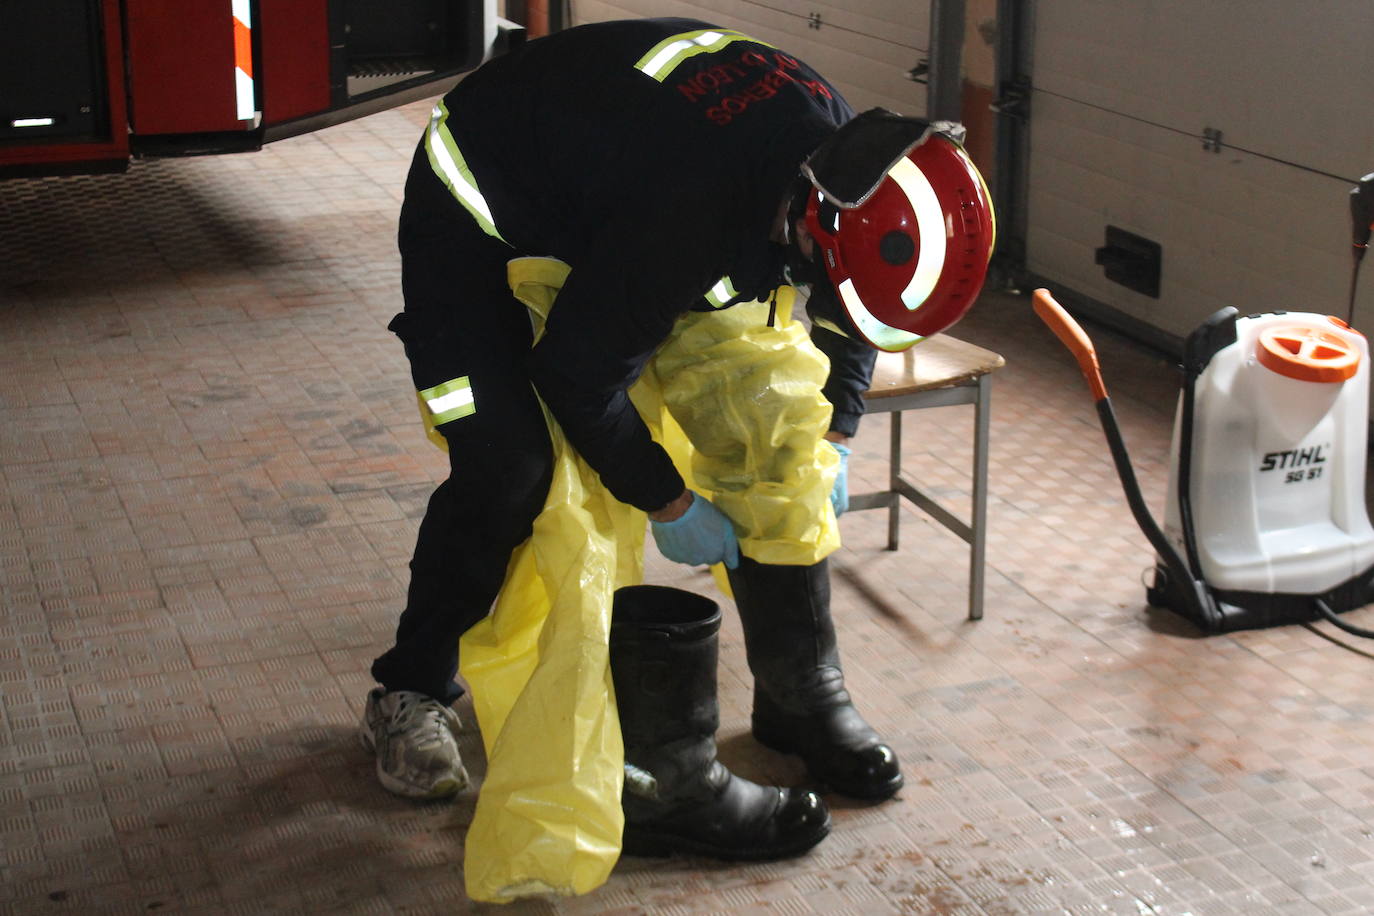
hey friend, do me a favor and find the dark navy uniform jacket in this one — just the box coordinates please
[411,18,876,512]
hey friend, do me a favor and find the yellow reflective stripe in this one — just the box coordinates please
[960,142,997,260]
[424,101,507,243]
[634,28,767,81]
[703,275,739,309]
[419,376,476,424]
[812,316,852,340]
[838,278,925,352]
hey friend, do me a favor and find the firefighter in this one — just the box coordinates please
[360,17,995,860]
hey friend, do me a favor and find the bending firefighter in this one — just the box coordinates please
[361,17,996,860]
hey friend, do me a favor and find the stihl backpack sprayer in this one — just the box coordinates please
[1029,175,1374,637]
[1035,290,1374,635]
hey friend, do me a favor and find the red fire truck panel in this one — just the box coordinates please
[260,0,332,125]
[125,0,251,135]
[1,1,517,179]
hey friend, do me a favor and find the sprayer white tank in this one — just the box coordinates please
[1163,312,1374,595]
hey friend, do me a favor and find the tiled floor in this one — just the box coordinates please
[3,101,1374,915]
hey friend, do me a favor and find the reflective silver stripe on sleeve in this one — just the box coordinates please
[424,101,508,243]
[634,28,768,82]
[703,275,739,309]
[419,376,476,425]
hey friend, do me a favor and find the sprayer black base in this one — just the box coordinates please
[1147,563,1374,633]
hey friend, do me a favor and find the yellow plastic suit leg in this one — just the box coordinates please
[457,257,644,903]
[632,290,841,573]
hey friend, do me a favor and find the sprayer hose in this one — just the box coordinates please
[1313,598,1374,639]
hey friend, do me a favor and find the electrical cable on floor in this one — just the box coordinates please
[1312,598,1374,640]
[1030,86,1359,187]
[1302,616,1374,661]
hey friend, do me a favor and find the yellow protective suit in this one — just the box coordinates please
[632,289,841,570]
[417,257,838,902]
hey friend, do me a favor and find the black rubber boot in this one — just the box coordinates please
[726,556,903,800]
[610,585,831,860]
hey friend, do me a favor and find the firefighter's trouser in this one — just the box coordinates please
[369,150,556,703]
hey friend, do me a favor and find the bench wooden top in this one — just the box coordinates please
[863,334,1006,401]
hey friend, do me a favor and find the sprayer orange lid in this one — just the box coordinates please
[1255,325,1360,383]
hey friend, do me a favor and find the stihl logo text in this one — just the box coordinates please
[1259,445,1329,484]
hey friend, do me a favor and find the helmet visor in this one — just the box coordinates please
[802,108,966,209]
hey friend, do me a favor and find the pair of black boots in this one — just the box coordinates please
[610,557,902,861]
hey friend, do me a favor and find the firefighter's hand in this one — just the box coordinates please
[649,491,740,569]
[828,440,851,516]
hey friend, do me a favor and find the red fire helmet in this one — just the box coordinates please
[802,114,996,352]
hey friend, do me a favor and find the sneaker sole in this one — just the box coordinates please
[375,762,467,800]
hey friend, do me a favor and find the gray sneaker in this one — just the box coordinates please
[360,688,470,799]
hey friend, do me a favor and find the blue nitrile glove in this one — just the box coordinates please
[650,492,741,569]
[829,441,851,517]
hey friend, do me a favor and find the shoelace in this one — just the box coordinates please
[391,694,457,746]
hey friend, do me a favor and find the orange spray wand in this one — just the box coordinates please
[1030,289,1219,628]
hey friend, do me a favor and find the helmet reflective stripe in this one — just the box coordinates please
[838,278,925,352]
[419,376,476,425]
[424,102,507,243]
[886,156,947,312]
[703,275,739,309]
[635,29,765,81]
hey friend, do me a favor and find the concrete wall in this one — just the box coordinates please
[1028,1,1374,341]
[571,0,933,116]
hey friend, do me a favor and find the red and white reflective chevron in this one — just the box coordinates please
[232,0,255,121]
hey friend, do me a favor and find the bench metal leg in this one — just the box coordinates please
[967,375,991,621]
[853,373,995,622]
[887,410,902,550]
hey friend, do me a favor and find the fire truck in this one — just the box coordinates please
[1,1,521,178]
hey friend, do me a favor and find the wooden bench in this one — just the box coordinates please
[848,334,1006,621]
